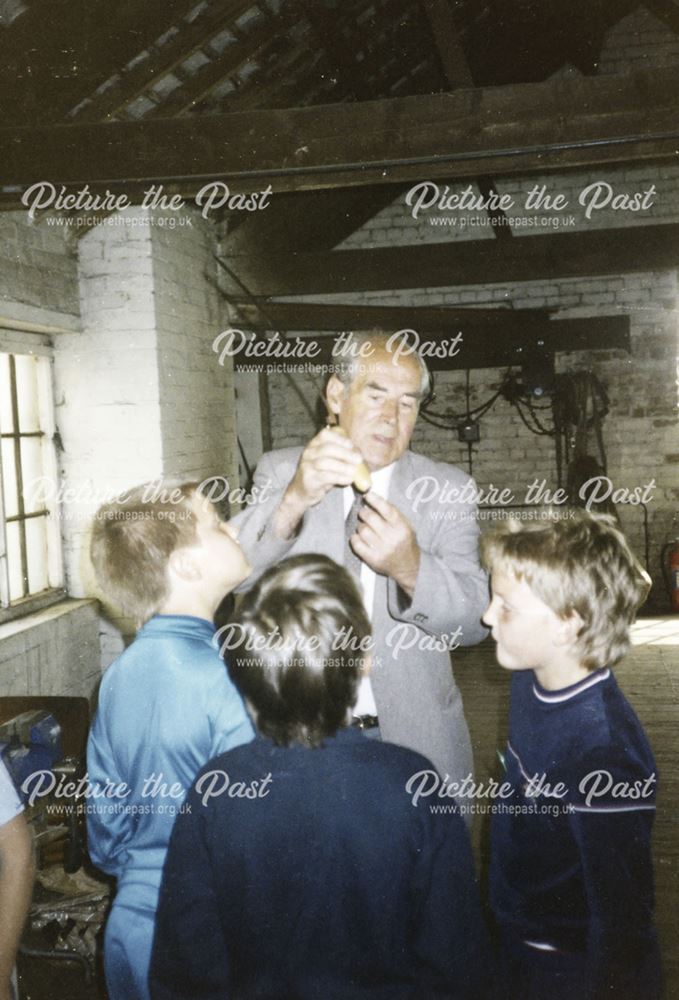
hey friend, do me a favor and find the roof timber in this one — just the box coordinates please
[69,0,260,122]
[301,0,375,102]
[422,0,473,89]
[145,17,281,119]
[220,224,679,296]
[421,0,512,241]
[2,65,678,195]
[0,0,204,124]
[225,305,631,372]
[229,299,601,332]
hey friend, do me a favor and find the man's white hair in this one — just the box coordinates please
[331,330,431,398]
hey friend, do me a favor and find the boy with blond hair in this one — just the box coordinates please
[87,482,254,1000]
[482,510,661,1000]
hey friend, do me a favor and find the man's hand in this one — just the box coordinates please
[273,427,366,540]
[351,492,421,598]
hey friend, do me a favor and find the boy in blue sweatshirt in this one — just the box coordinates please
[481,510,661,1000]
[86,481,254,1000]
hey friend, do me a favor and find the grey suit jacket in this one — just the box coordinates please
[232,447,489,785]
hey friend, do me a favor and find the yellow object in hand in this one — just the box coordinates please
[331,426,372,493]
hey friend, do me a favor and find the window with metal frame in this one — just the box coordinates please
[0,349,63,621]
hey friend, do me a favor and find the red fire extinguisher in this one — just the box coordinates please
[661,540,679,613]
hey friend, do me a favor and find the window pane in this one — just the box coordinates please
[0,354,12,433]
[1,438,18,519]
[14,354,40,433]
[0,350,62,608]
[6,521,25,602]
[20,437,45,515]
[26,516,49,595]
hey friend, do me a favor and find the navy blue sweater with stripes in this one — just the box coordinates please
[490,667,659,995]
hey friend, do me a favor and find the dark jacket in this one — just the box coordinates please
[150,728,490,1000]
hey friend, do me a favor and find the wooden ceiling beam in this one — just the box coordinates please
[219,223,679,296]
[0,0,204,124]
[421,0,473,87]
[226,308,631,372]
[223,53,323,113]
[422,0,512,240]
[146,17,281,118]
[230,300,555,330]
[70,0,258,122]
[300,0,374,101]
[2,66,679,193]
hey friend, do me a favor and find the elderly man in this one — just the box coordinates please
[232,333,488,788]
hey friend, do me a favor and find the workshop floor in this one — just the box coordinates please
[16,617,679,1000]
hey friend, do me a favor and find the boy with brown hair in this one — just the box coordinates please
[150,553,489,1000]
[86,482,254,1000]
[481,510,661,1000]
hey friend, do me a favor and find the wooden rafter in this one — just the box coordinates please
[146,17,280,118]
[421,0,473,88]
[0,0,204,124]
[421,0,512,241]
[70,0,259,122]
[300,0,374,101]
[215,30,322,113]
[2,65,679,194]
[219,224,679,296]
[231,300,552,329]
[226,304,631,372]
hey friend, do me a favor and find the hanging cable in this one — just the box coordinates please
[215,255,322,427]
[421,383,505,424]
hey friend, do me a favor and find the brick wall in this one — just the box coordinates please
[152,211,239,487]
[598,4,679,74]
[52,210,162,604]
[0,601,101,700]
[332,162,679,249]
[0,211,79,330]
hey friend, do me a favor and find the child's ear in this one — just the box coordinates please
[555,610,584,647]
[167,547,201,583]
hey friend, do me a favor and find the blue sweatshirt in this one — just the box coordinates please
[87,614,254,912]
[491,667,659,997]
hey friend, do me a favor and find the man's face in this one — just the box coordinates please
[327,347,422,470]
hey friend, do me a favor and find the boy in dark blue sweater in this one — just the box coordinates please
[481,510,661,1000]
[150,554,489,1000]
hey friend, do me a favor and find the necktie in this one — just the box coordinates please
[344,489,364,581]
